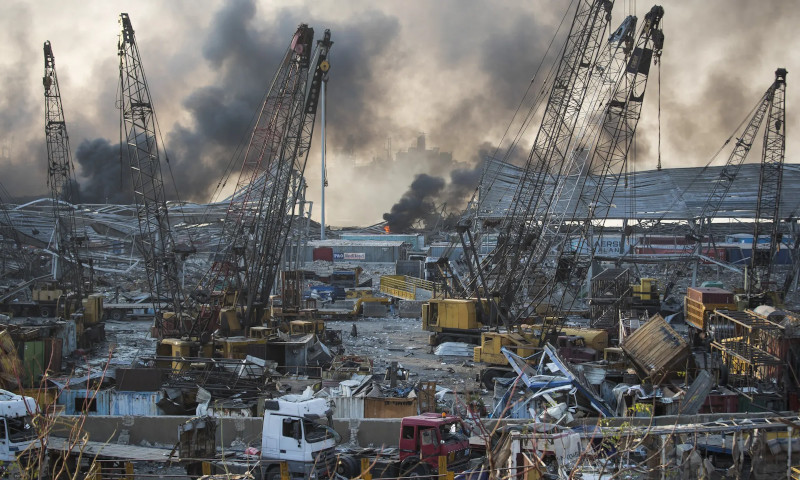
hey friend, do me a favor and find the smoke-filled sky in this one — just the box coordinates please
[0,1,796,227]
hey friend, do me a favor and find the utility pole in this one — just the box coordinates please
[320,75,328,240]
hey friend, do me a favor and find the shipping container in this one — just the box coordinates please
[684,296,738,331]
[700,390,739,414]
[312,247,333,261]
[57,389,162,416]
[291,240,406,263]
[621,314,690,381]
[687,287,735,305]
[341,234,425,250]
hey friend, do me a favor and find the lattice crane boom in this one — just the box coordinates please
[199,25,332,329]
[250,28,332,307]
[571,6,664,260]
[461,0,614,328]
[750,68,787,295]
[118,13,184,333]
[43,40,86,298]
[658,69,785,300]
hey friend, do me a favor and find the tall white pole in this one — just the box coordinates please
[320,77,327,240]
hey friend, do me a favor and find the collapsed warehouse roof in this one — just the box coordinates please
[477,160,800,221]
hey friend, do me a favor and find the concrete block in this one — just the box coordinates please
[362,302,388,318]
[395,260,423,278]
[50,415,264,448]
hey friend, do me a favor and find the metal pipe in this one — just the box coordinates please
[788,426,793,480]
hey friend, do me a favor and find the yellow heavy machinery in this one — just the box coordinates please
[33,286,104,348]
[473,324,610,389]
[421,298,490,345]
[31,283,64,318]
[473,332,537,388]
[519,323,609,351]
[422,297,611,388]
[289,319,324,336]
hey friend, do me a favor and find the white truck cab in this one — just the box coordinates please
[0,390,38,476]
[260,398,339,478]
[207,397,340,479]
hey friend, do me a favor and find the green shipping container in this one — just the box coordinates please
[23,341,45,388]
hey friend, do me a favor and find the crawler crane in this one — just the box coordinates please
[190,24,333,340]
[41,40,100,324]
[118,13,187,336]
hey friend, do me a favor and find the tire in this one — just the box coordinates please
[336,455,359,478]
[40,307,51,317]
[110,310,124,321]
[481,369,501,390]
[400,458,431,479]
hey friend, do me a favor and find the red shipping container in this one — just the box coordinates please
[312,247,333,261]
[700,393,738,414]
[687,287,734,304]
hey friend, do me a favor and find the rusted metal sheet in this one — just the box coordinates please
[47,437,174,462]
[621,314,690,382]
[687,287,735,304]
[45,338,62,372]
[364,397,416,418]
[678,370,714,415]
[178,416,216,460]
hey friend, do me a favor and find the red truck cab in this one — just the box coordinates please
[398,413,472,473]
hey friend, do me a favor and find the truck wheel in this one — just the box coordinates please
[40,307,51,317]
[400,458,431,479]
[110,310,124,321]
[336,455,359,478]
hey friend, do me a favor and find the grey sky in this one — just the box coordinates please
[0,1,796,226]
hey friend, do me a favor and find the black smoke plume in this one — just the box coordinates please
[383,174,445,232]
[164,1,402,203]
[74,138,132,204]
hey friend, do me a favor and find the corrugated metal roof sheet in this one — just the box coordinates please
[478,159,800,221]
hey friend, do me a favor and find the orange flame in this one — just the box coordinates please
[384,225,390,234]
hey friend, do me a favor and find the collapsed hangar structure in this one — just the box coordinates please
[478,159,800,223]
[471,159,800,264]
[1,162,800,278]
